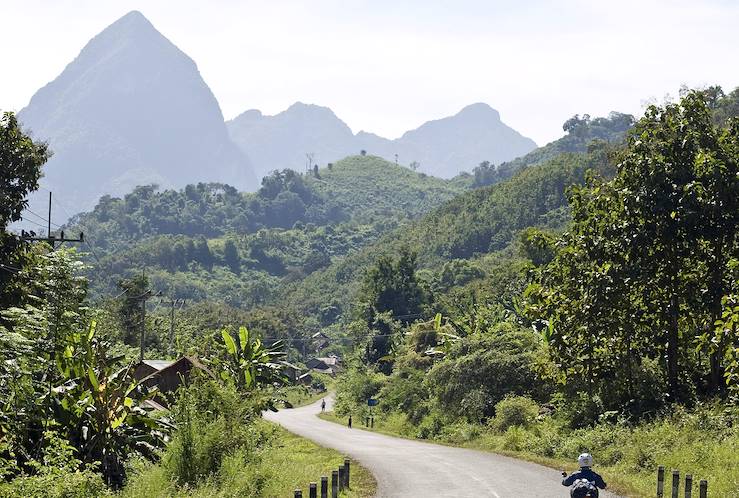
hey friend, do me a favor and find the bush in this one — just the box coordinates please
[378,364,430,424]
[439,421,481,444]
[490,395,539,432]
[0,470,108,498]
[333,367,385,418]
[163,379,270,487]
[425,324,545,421]
[417,411,445,439]
[502,426,528,451]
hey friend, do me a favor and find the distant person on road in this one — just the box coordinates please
[321,399,326,412]
[562,453,606,497]
[348,415,352,428]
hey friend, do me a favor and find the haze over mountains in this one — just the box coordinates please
[18,11,254,217]
[16,10,537,219]
[227,101,537,179]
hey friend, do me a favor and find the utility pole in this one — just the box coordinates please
[136,268,161,362]
[305,152,315,175]
[21,192,84,249]
[161,298,185,358]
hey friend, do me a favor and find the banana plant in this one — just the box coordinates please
[218,326,287,392]
[423,313,461,359]
[50,321,170,488]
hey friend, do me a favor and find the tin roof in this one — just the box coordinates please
[142,359,174,370]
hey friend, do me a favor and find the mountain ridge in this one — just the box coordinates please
[227,100,537,179]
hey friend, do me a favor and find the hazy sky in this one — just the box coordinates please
[2,0,738,145]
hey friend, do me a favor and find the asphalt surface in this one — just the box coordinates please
[265,396,621,498]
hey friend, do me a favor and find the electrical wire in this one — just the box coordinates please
[83,238,103,265]
[24,208,62,229]
[19,217,48,229]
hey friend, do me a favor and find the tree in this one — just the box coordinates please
[530,90,739,407]
[360,248,428,368]
[52,321,167,488]
[0,112,50,310]
[614,90,739,396]
[363,247,426,324]
[217,326,286,397]
[518,227,556,267]
[194,236,213,268]
[0,112,49,230]
[223,239,240,273]
[115,273,148,345]
[473,161,498,187]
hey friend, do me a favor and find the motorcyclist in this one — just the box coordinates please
[561,453,606,496]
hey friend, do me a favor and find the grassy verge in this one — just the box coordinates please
[120,422,375,498]
[260,424,375,497]
[280,375,335,409]
[319,410,738,498]
[280,386,329,409]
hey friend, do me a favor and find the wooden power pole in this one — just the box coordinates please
[136,269,161,362]
[161,298,185,357]
[21,192,84,248]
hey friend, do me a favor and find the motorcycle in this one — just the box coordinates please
[561,470,599,498]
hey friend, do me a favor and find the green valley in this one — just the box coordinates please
[2,19,739,494]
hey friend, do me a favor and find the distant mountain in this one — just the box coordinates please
[227,103,356,179]
[18,11,256,218]
[227,102,537,179]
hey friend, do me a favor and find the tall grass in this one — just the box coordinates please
[120,423,374,498]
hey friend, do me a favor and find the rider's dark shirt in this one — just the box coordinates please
[562,467,607,489]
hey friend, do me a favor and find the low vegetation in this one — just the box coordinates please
[119,381,374,498]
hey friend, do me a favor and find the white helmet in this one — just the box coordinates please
[578,453,594,467]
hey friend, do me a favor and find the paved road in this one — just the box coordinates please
[265,396,620,498]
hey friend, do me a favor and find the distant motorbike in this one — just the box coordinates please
[561,470,599,498]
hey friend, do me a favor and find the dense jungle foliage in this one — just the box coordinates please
[4,85,739,496]
[329,87,739,496]
[0,111,347,496]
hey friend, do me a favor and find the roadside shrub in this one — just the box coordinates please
[381,412,416,437]
[333,367,385,418]
[553,391,606,429]
[439,421,481,444]
[425,324,544,420]
[0,470,107,498]
[502,426,528,451]
[490,395,539,432]
[417,411,445,439]
[163,379,270,487]
[378,365,430,424]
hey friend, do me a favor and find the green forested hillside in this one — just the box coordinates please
[467,111,633,187]
[305,155,468,221]
[68,155,465,300]
[281,150,603,327]
[61,111,637,355]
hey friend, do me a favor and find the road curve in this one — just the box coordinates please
[265,396,620,498]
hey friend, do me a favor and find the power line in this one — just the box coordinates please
[19,217,48,229]
[83,238,103,265]
[24,208,61,229]
[21,192,84,249]
[46,188,111,263]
